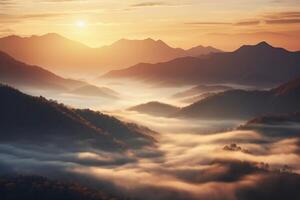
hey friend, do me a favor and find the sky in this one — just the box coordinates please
[0,0,300,50]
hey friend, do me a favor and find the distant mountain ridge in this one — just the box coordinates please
[243,112,300,126]
[127,77,300,119]
[0,33,221,76]
[0,50,83,90]
[0,50,119,99]
[104,42,300,87]
[172,84,233,99]
[175,77,300,119]
[128,101,180,117]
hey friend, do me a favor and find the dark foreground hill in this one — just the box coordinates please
[0,175,118,200]
[0,84,156,150]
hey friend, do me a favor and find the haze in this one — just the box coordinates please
[1,1,300,200]
[0,0,300,50]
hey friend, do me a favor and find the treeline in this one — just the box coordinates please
[0,175,117,200]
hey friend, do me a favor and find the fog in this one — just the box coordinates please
[1,80,300,200]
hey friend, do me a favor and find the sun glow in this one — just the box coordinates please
[76,20,86,28]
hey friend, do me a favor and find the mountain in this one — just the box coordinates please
[0,50,120,99]
[0,50,84,91]
[0,34,221,76]
[0,84,156,150]
[179,92,216,104]
[0,175,115,200]
[128,101,180,117]
[238,112,300,138]
[272,77,300,96]
[104,42,300,87]
[71,85,119,99]
[185,45,221,56]
[242,112,300,127]
[172,84,232,99]
[0,33,95,76]
[175,77,300,120]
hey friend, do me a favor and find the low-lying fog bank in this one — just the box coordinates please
[1,82,300,200]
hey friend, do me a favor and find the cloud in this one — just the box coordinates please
[185,21,232,25]
[20,13,68,19]
[1,125,300,200]
[262,11,300,24]
[0,12,73,25]
[235,20,261,26]
[0,0,15,5]
[184,11,300,27]
[0,28,14,34]
[1,102,300,199]
[131,1,168,7]
[130,1,190,8]
[266,19,300,24]
[185,20,261,26]
[273,11,300,18]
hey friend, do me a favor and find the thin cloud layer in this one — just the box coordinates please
[131,1,167,7]
[1,108,300,199]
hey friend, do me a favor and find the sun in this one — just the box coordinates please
[76,20,86,28]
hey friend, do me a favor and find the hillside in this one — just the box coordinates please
[240,112,300,127]
[128,101,180,117]
[0,50,84,91]
[0,50,120,99]
[172,84,232,99]
[0,175,116,200]
[0,84,156,150]
[175,77,300,119]
[71,85,119,99]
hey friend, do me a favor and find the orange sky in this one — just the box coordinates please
[0,0,300,51]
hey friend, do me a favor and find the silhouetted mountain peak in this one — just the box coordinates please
[111,38,171,49]
[235,41,280,53]
[2,33,65,41]
[129,101,180,117]
[37,33,64,40]
[185,45,222,56]
[1,35,21,40]
[256,41,272,48]
[145,37,155,42]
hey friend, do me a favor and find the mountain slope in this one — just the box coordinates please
[128,101,180,117]
[0,34,221,75]
[0,50,84,91]
[104,42,300,87]
[0,50,120,99]
[243,112,300,127]
[238,112,300,138]
[175,77,300,119]
[0,84,156,150]
[71,85,119,99]
[0,175,115,200]
[0,33,95,76]
[172,84,232,99]
[185,45,221,56]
